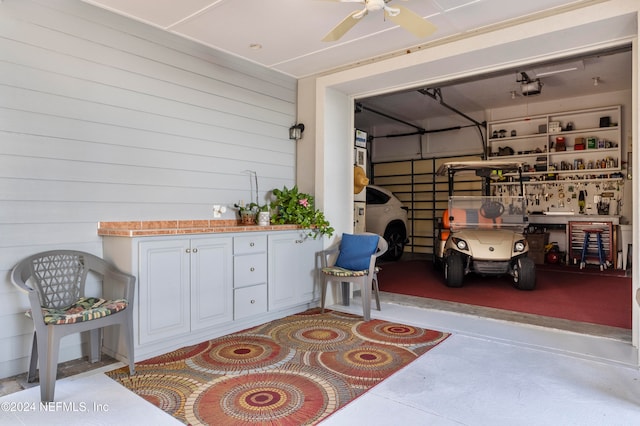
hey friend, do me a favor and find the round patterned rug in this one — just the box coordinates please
[185,365,353,425]
[107,309,449,425]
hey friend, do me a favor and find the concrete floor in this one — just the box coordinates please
[1,294,639,425]
[0,355,118,399]
[322,294,640,425]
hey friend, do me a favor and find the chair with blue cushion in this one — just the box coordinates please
[11,250,136,402]
[320,233,388,321]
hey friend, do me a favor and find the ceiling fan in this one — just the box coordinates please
[321,0,437,42]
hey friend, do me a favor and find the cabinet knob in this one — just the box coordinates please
[250,242,255,247]
[186,248,191,253]
[192,248,198,253]
[295,239,304,244]
[250,299,255,304]
[250,267,255,272]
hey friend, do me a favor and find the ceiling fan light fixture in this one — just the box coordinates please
[321,0,436,42]
[385,6,401,17]
[368,0,386,12]
[352,8,368,20]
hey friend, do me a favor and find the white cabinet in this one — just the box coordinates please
[190,237,234,330]
[233,235,268,319]
[234,285,267,319]
[102,229,321,362]
[268,231,322,311]
[138,236,233,345]
[137,239,190,345]
[487,105,622,178]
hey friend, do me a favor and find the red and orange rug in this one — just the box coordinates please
[106,308,449,425]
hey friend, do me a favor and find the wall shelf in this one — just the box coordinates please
[487,105,621,177]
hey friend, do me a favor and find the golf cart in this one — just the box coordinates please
[434,160,536,290]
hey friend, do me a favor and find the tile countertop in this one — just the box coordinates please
[97,220,303,237]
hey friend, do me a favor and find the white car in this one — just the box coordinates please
[365,185,409,261]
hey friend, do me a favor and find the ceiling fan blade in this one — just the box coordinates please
[386,5,437,38]
[322,10,365,42]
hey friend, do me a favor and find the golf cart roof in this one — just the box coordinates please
[436,160,524,176]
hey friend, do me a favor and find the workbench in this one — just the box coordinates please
[527,214,620,267]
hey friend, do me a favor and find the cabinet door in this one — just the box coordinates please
[268,232,322,311]
[191,237,233,330]
[138,239,191,345]
[234,284,268,319]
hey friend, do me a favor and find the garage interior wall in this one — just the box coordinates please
[361,89,633,257]
[371,154,482,255]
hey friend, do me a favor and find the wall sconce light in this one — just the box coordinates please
[289,123,305,140]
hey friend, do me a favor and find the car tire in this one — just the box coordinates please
[444,254,464,287]
[513,256,536,290]
[382,223,406,261]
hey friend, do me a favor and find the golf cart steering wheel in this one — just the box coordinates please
[480,200,505,219]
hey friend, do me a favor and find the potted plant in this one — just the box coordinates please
[270,186,334,238]
[234,202,271,225]
[256,204,271,226]
[234,202,259,225]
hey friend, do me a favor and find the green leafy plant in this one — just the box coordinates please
[233,202,259,224]
[270,186,334,238]
[233,202,258,213]
[233,202,270,213]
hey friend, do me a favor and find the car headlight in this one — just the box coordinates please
[514,240,526,252]
[452,237,468,251]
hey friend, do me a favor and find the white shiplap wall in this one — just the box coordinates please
[0,0,297,378]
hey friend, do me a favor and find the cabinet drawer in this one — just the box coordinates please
[234,253,267,287]
[234,284,267,319]
[234,235,267,254]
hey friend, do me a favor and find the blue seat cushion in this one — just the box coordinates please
[334,233,379,271]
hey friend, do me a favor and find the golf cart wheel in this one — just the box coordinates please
[444,254,464,288]
[513,257,536,290]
